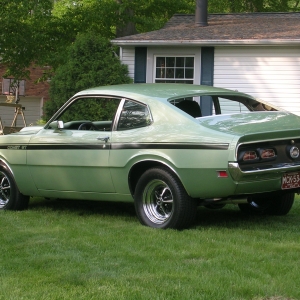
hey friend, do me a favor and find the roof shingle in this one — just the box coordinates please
[112,13,300,45]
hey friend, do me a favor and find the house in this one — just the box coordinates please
[111,12,300,115]
[0,65,49,128]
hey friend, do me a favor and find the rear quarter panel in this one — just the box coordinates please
[110,102,239,198]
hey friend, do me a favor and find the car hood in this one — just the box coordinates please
[18,126,44,134]
[198,111,300,142]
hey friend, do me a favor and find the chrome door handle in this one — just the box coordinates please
[97,136,110,143]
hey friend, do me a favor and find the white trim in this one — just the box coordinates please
[112,39,300,47]
[153,55,195,83]
[147,47,201,84]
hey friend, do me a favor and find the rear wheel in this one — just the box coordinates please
[266,193,294,215]
[0,164,29,210]
[134,167,197,229]
[238,192,294,215]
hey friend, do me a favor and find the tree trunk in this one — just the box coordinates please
[116,0,138,37]
[229,0,236,12]
[244,0,264,12]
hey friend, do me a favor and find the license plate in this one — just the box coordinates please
[282,172,300,189]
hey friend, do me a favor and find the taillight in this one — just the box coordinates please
[260,148,276,159]
[242,151,258,161]
[238,147,277,163]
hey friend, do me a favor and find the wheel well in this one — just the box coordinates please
[0,159,10,171]
[128,161,176,196]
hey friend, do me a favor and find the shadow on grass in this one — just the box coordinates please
[194,205,300,230]
[29,197,137,218]
[28,197,299,230]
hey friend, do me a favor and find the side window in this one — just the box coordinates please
[117,100,151,131]
[218,97,250,114]
[55,97,121,130]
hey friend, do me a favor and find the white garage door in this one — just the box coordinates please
[214,46,300,115]
[0,96,43,128]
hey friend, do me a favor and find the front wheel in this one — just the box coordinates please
[134,167,197,229]
[0,164,29,210]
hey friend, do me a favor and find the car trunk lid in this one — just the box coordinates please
[198,111,300,142]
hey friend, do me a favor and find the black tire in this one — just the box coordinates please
[0,163,29,210]
[266,193,294,216]
[238,192,294,216]
[134,167,197,229]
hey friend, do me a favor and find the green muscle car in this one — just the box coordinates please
[1,83,300,229]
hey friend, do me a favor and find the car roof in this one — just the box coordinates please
[74,83,254,103]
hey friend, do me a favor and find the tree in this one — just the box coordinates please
[44,33,131,120]
[208,0,298,12]
[0,0,299,81]
[114,0,195,36]
[0,0,55,79]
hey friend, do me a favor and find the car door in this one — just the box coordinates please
[27,96,122,194]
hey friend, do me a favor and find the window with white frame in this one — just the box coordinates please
[155,56,194,83]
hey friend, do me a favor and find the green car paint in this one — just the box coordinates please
[1,83,299,228]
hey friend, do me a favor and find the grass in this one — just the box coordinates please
[1,196,300,300]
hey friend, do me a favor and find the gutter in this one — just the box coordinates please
[111,39,300,47]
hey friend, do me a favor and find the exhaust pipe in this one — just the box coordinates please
[200,197,248,207]
[195,0,208,27]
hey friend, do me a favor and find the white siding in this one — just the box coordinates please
[214,47,300,115]
[0,96,43,127]
[120,47,135,80]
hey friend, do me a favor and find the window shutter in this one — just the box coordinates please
[134,47,147,83]
[200,47,214,116]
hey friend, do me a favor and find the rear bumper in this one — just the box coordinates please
[228,162,300,181]
[228,162,300,194]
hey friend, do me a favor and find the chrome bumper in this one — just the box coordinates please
[228,162,300,181]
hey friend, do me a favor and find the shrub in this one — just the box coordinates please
[44,33,131,120]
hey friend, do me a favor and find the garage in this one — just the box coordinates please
[214,46,300,115]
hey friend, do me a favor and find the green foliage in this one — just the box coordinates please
[35,118,47,125]
[116,0,195,33]
[59,98,120,123]
[0,0,299,80]
[44,33,131,120]
[208,0,297,13]
[0,0,54,79]
[52,0,119,38]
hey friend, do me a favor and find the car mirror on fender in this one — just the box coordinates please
[49,120,64,130]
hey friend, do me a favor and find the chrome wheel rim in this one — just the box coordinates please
[0,171,11,209]
[142,179,174,225]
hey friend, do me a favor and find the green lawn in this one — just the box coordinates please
[1,196,300,300]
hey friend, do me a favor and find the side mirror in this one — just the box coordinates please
[49,120,64,130]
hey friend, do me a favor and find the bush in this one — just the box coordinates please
[44,33,131,120]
